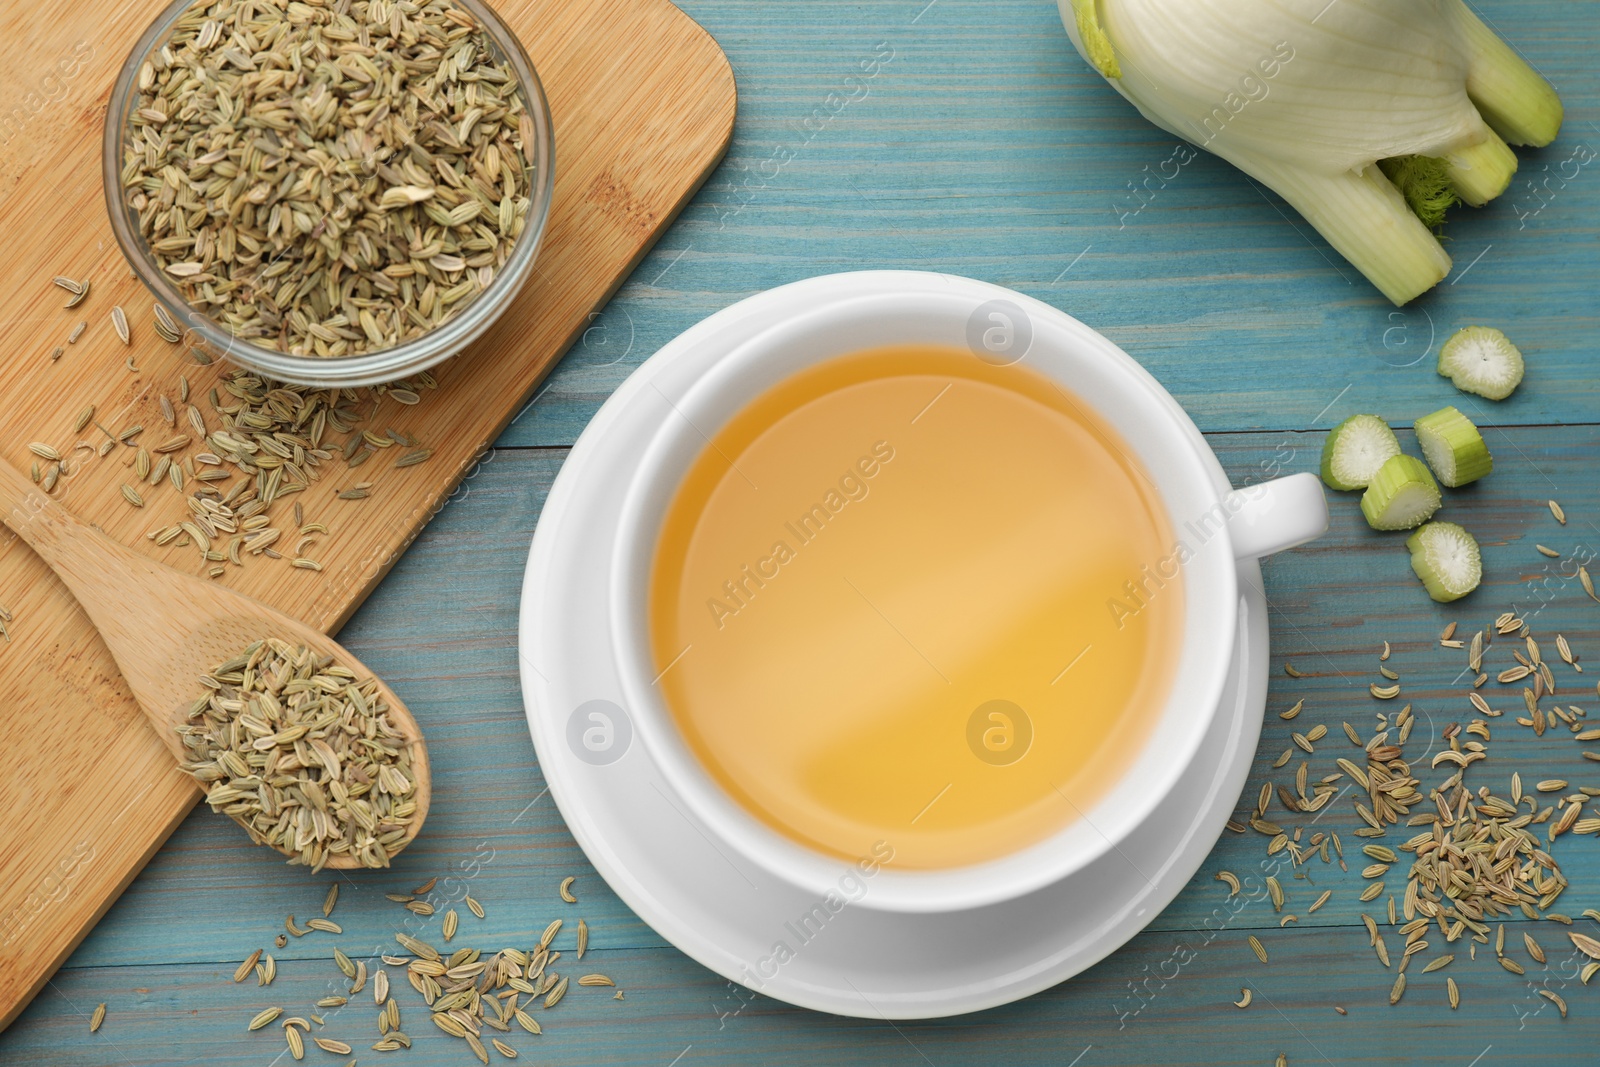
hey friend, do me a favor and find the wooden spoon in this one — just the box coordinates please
[0,454,429,869]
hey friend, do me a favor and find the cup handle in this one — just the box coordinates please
[1224,472,1329,561]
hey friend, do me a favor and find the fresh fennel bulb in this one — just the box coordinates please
[1060,0,1563,304]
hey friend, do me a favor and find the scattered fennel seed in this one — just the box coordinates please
[233,949,262,983]
[247,1007,282,1031]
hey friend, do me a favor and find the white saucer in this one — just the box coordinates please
[519,272,1269,1018]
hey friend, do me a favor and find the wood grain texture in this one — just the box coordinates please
[501,0,1600,449]
[0,452,432,863]
[8,430,1600,1065]
[4,0,1600,1063]
[0,0,734,1030]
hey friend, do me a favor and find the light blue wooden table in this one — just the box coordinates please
[5,1,1599,1063]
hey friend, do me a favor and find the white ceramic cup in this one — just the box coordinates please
[609,274,1326,914]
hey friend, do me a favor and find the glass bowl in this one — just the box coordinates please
[103,0,555,389]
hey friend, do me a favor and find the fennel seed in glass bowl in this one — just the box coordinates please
[105,0,555,388]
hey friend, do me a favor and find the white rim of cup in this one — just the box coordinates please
[609,282,1239,913]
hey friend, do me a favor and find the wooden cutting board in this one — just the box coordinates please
[0,0,734,1030]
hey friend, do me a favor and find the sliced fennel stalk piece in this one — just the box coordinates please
[1058,0,1563,304]
[1361,455,1441,531]
[1407,522,1482,603]
[1439,326,1525,401]
[1321,415,1400,492]
[1414,406,1492,487]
